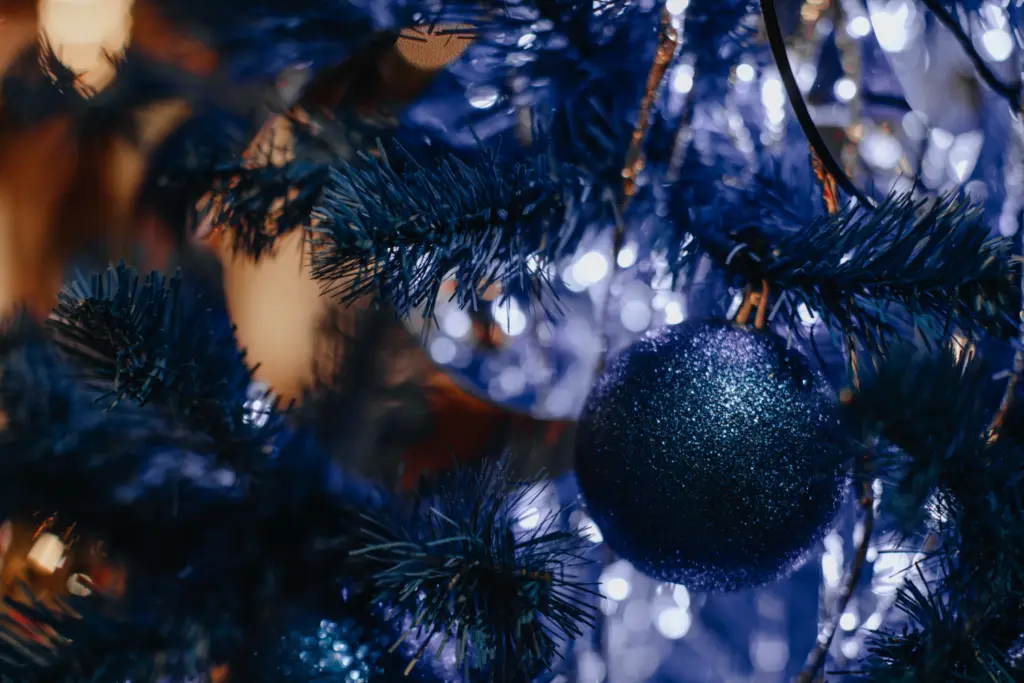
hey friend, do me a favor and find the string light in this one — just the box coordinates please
[834,78,858,102]
[27,532,65,576]
[846,16,872,38]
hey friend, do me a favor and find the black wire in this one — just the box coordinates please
[759,0,875,209]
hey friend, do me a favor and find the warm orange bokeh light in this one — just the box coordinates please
[37,0,134,89]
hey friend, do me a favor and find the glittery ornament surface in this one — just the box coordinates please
[274,616,389,682]
[575,320,849,592]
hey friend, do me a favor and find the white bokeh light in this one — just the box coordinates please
[930,127,955,150]
[672,63,695,94]
[665,0,689,15]
[847,15,871,38]
[429,337,457,364]
[517,506,541,530]
[440,308,471,338]
[982,29,1013,62]
[797,303,820,327]
[751,635,789,673]
[834,77,857,102]
[736,63,756,82]
[600,561,634,602]
[616,243,638,268]
[861,130,903,170]
[602,576,631,602]
[761,76,786,110]
[871,0,913,53]
[839,611,859,631]
[467,85,499,109]
[796,63,818,92]
[572,251,611,288]
[672,584,690,609]
[491,298,528,336]
[620,299,652,332]
[656,608,691,639]
[664,301,685,325]
[948,130,983,182]
[577,516,604,543]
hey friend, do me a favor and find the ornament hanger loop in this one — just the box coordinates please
[734,280,770,330]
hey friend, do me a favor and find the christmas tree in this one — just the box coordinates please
[1,0,1023,680]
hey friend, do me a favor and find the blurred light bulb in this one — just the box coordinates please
[572,251,610,287]
[761,77,786,110]
[666,0,689,15]
[616,243,638,268]
[839,611,859,630]
[982,29,1013,62]
[429,337,457,364]
[847,16,872,38]
[797,303,820,327]
[656,608,691,639]
[751,635,789,673]
[948,130,983,182]
[672,584,691,609]
[796,63,817,92]
[665,301,685,325]
[578,517,604,543]
[930,127,955,149]
[861,131,903,170]
[822,553,842,588]
[620,299,652,332]
[834,78,857,102]
[441,308,471,338]
[600,561,633,601]
[736,63,755,82]
[467,85,499,109]
[491,298,528,336]
[517,506,541,530]
[602,576,630,601]
[28,533,65,575]
[672,63,694,94]
[982,2,1008,28]
[872,1,912,53]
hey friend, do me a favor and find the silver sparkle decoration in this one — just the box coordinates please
[244,381,274,428]
[407,234,688,420]
[279,618,385,683]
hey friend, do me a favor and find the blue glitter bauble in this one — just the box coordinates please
[575,320,849,591]
[272,614,390,682]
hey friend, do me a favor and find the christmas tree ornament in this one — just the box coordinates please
[259,607,452,683]
[575,319,849,591]
[266,612,390,683]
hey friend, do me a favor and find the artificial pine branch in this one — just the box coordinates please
[310,143,583,319]
[845,347,993,531]
[696,188,1017,352]
[860,569,1016,681]
[347,458,597,682]
[851,347,1024,678]
[48,264,282,462]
